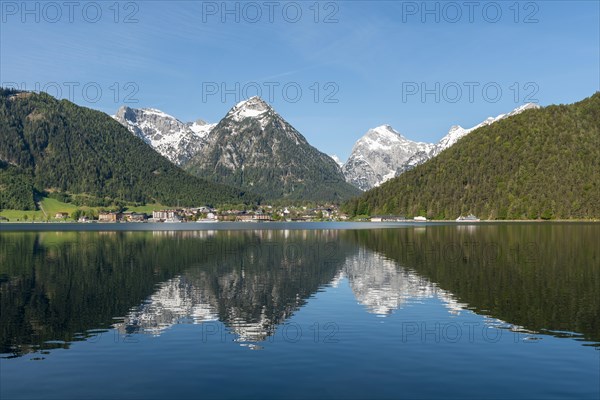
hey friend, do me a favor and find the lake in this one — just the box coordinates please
[1,223,598,399]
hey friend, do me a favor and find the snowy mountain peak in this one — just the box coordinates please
[185,97,358,201]
[141,108,171,117]
[115,106,179,124]
[113,106,214,166]
[360,126,406,149]
[369,124,405,139]
[342,124,433,191]
[229,96,272,121]
[373,124,395,132]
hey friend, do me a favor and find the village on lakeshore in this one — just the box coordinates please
[7,205,349,223]
[0,204,481,223]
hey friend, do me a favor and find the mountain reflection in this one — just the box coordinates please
[115,245,469,344]
[342,224,600,344]
[115,276,218,336]
[344,249,466,317]
[115,230,347,343]
[1,224,598,358]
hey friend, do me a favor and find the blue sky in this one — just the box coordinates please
[1,1,598,160]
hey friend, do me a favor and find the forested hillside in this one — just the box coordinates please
[0,89,256,209]
[343,93,600,219]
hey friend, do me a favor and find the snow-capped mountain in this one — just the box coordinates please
[185,96,360,201]
[113,100,540,197]
[330,154,344,167]
[341,125,433,191]
[113,106,215,166]
[396,103,540,175]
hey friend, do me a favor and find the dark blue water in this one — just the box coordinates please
[1,224,598,399]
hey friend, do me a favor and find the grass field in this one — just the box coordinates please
[0,198,167,222]
[0,209,45,222]
[39,197,79,216]
[0,197,74,221]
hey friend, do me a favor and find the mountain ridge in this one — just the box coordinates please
[396,102,540,175]
[113,106,215,166]
[342,92,600,219]
[343,103,540,191]
[0,89,256,209]
[185,96,361,202]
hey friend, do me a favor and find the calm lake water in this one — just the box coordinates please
[1,223,598,399]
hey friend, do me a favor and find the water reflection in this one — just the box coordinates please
[343,249,435,316]
[342,224,600,344]
[113,238,560,347]
[112,244,474,346]
[1,224,599,358]
[114,276,218,336]
[113,230,346,344]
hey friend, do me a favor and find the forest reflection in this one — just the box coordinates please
[1,224,598,358]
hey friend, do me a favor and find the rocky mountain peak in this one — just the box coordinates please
[342,125,433,191]
[228,96,272,122]
[113,106,214,166]
[185,98,359,201]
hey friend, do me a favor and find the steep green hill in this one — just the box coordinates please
[0,89,256,209]
[343,93,600,219]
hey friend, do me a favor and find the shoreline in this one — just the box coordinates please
[1,220,598,232]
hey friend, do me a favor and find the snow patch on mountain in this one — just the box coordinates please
[229,96,270,123]
[342,125,433,191]
[185,96,358,201]
[330,154,344,167]
[113,106,215,166]
[189,119,215,138]
[397,103,540,175]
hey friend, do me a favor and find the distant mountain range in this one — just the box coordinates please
[116,96,359,202]
[3,85,597,218]
[113,96,542,197]
[343,92,600,219]
[341,103,540,190]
